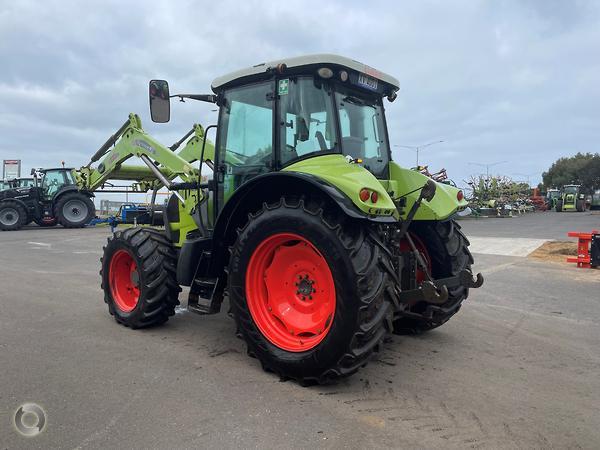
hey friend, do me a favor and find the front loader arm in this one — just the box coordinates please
[73,113,199,192]
[176,123,216,166]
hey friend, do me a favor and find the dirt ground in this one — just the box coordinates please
[528,240,579,263]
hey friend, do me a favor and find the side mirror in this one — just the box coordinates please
[149,80,170,123]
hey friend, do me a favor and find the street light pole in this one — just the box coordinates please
[469,161,508,179]
[513,172,537,187]
[394,140,444,166]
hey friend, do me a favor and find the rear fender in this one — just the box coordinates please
[204,171,396,277]
[53,185,95,203]
[387,162,468,221]
[0,197,29,211]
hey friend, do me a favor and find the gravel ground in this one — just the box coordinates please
[1,212,599,449]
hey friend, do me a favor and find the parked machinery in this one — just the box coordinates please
[77,55,484,384]
[0,168,95,230]
[556,185,586,212]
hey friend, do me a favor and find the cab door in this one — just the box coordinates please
[215,81,275,214]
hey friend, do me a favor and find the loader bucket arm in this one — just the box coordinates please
[73,113,200,192]
[176,123,216,166]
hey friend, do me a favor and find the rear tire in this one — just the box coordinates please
[55,193,95,228]
[576,199,585,212]
[393,220,474,334]
[0,201,27,231]
[228,198,394,385]
[101,227,181,328]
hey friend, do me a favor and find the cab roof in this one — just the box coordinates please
[211,54,400,95]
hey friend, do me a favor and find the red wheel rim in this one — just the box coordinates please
[399,233,431,284]
[109,249,140,313]
[245,233,336,352]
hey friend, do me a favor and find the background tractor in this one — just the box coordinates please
[555,184,586,212]
[545,188,561,210]
[0,177,36,190]
[78,55,482,384]
[0,167,95,230]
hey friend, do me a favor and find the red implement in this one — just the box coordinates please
[567,230,599,268]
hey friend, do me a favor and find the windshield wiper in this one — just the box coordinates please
[343,96,376,107]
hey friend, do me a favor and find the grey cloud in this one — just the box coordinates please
[1,0,599,188]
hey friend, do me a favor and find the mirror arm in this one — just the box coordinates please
[170,94,217,104]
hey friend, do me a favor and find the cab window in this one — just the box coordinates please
[336,89,389,178]
[42,170,66,197]
[278,77,337,166]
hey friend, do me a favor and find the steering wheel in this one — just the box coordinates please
[315,131,327,151]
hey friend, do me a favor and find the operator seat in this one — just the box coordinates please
[341,136,363,160]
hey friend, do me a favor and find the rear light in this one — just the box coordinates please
[457,190,464,201]
[371,191,378,203]
[359,188,370,202]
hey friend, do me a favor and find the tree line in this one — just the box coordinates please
[541,152,600,193]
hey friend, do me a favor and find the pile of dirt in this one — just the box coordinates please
[528,240,579,263]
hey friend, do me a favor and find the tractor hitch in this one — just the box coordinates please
[396,269,483,307]
[434,269,484,290]
[397,280,449,305]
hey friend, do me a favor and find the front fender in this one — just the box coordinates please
[387,162,468,220]
[53,185,95,202]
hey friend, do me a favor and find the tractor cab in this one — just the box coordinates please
[8,178,36,189]
[37,168,77,200]
[150,54,400,218]
[210,55,399,203]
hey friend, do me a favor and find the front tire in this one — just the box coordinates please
[0,201,27,231]
[55,193,95,228]
[555,199,563,212]
[101,227,181,328]
[393,220,474,334]
[228,198,394,385]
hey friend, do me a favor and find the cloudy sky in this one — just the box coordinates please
[1,0,599,189]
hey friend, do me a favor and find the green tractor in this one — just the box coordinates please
[87,55,483,384]
[546,188,561,211]
[556,185,586,212]
[0,167,96,230]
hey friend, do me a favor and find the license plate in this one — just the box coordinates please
[358,73,378,91]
